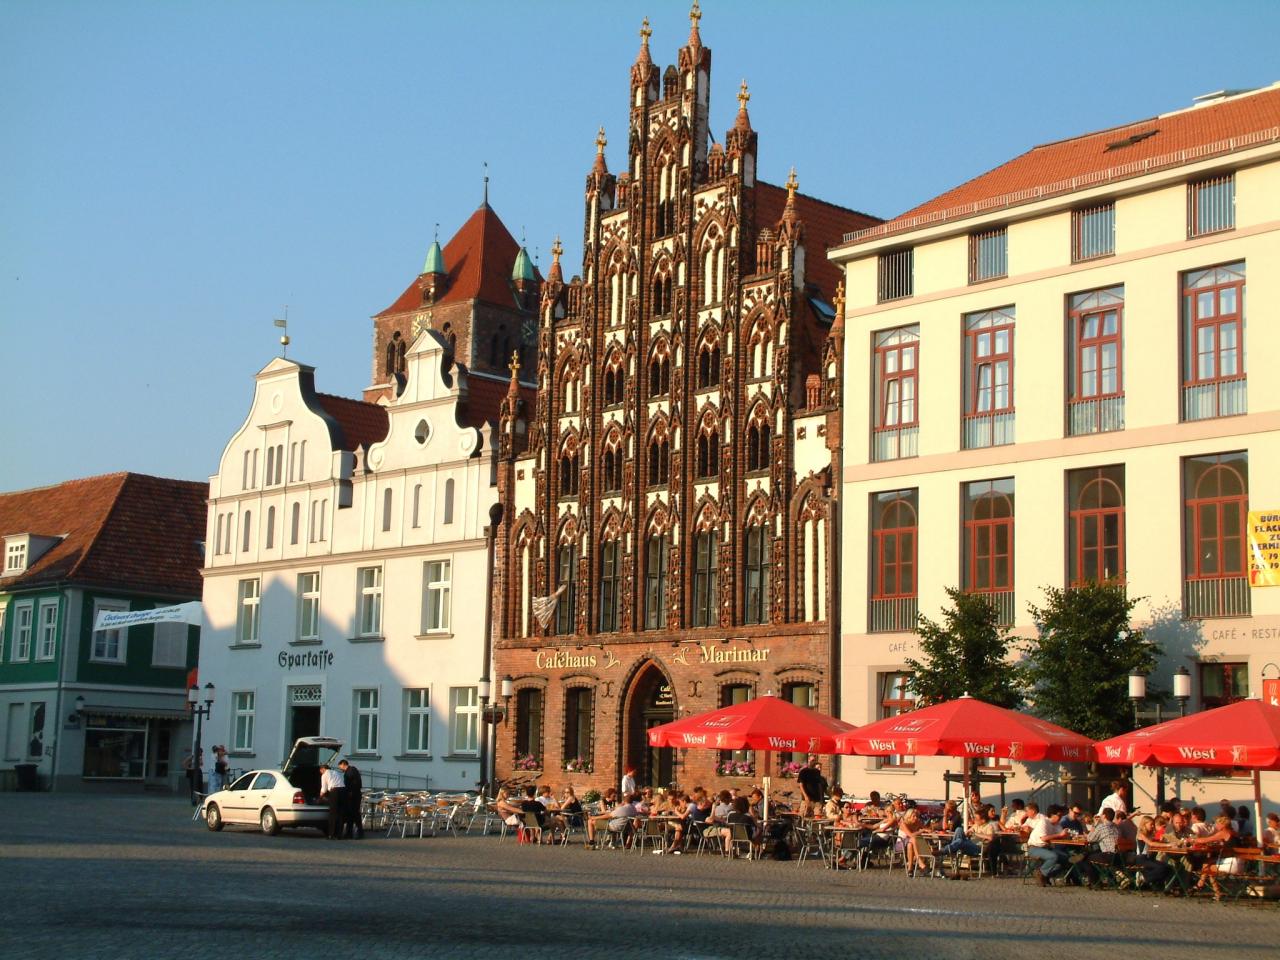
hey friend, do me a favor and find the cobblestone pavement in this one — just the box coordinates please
[2,795,1276,960]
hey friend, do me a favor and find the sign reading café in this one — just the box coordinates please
[534,643,769,671]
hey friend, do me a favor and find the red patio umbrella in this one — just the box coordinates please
[1094,698,1280,839]
[646,693,856,754]
[835,695,1095,819]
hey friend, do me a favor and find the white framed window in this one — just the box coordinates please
[12,602,33,661]
[152,622,187,668]
[236,578,260,645]
[405,688,430,754]
[450,686,479,756]
[309,499,328,543]
[6,541,27,572]
[356,567,382,637]
[232,691,255,751]
[90,600,128,663]
[0,607,5,662]
[422,559,452,633]
[297,572,320,641]
[35,600,58,660]
[354,688,380,753]
[4,703,23,760]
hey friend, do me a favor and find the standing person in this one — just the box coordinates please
[319,763,346,839]
[182,750,196,805]
[212,746,229,794]
[338,759,364,839]
[620,765,637,799]
[797,755,826,817]
[1098,780,1129,818]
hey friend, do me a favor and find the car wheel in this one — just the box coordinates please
[260,806,281,836]
[206,803,224,832]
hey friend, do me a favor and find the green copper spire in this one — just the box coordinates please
[512,245,535,283]
[422,238,445,276]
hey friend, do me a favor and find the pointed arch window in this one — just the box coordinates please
[603,359,625,407]
[598,538,622,633]
[556,544,578,635]
[692,530,720,628]
[697,340,721,390]
[648,347,671,398]
[696,416,719,479]
[647,428,669,487]
[559,446,580,498]
[701,226,725,305]
[747,320,769,380]
[746,410,771,474]
[743,523,771,625]
[645,534,669,630]
[602,438,623,494]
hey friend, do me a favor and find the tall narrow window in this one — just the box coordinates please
[214,514,224,556]
[870,489,918,633]
[515,688,543,766]
[696,421,720,479]
[604,363,624,406]
[648,431,669,486]
[649,350,671,397]
[872,325,919,461]
[963,478,1015,625]
[1068,466,1126,586]
[443,478,455,525]
[236,579,260,645]
[1181,262,1246,421]
[564,687,594,770]
[877,248,914,302]
[968,226,1007,283]
[645,535,669,629]
[877,672,917,768]
[232,692,255,752]
[36,601,58,660]
[382,488,393,532]
[404,689,430,754]
[1071,203,1115,261]
[602,443,622,494]
[449,687,479,756]
[1068,286,1125,435]
[555,545,577,635]
[697,342,721,389]
[746,413,771,473]
[559,448,579,497]
[297,572,320,642]
[718,684,753,767]
[412,484,422,528]
[692,530,719,628]
[241,510,252,553]
[12,603,33,660]
[422,559,452,632]
[265,506,275,549]
[357,566,383,638]
[90,600,127,662]
[598,540,621,633]
[962,307,1015,449]
[1188,173,1234,238]
[1183,451,1249,619]
[353,689,379,753]
[743,525,771,625]
[290,502,301,545]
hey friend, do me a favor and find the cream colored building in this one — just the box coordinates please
[200,332,502,790]
[830,84,1280,809]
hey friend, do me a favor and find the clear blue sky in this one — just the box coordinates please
[3,0,1277,492]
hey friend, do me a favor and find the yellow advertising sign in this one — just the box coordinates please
[1248,510,1280,587]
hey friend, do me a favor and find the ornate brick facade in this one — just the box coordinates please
[493,6,879,794]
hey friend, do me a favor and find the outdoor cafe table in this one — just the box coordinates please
[1145,841,1200,895]
[822,823,869,869]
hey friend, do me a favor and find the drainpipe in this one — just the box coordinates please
[478,501,504,797]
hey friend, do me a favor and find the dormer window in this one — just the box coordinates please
[5,540,27,574]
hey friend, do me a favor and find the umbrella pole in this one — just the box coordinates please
[963,761,971,828]
[1254,768,1264,874]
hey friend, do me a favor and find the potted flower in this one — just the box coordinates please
[513,753,541,771]
[778,760,805,779]
[563,757,592,774]
[715,759,755,777]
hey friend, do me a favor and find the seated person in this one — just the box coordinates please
[1188,806,1211,838]
[1024,802,1071,886]
[748,787,766,823]
[1000,798,1028,831]
[1193,815,1243,899]
[723,796,760,853]
[942,804,982,866]
[1131,816,1173,890]
[559,786,584,829]
[939,800,961,833]
[710,790,733,824]
[1164,811,1191,842]
[494,787,523,826]
[1083,807,1121,887]
[860,790,885,820]
[1059,804,1086,835]
[897,806,924,873]
[584,788,620,847]
[603,793,641,846]
[664,794,692,854]
[969,805,1000,874]
[519,785,547,829]
[1262,812,1280,853]
[823,787,845,820]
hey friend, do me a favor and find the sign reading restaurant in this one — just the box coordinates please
[534,643,768,670]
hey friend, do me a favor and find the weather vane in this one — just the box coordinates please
[273,306,290,358]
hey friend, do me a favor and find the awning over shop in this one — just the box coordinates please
[82,706,189,722]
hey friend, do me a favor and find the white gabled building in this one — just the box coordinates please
[200,330,506,790]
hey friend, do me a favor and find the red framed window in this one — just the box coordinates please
[1068,465,1125,585]
[871,490,918,600]
[1182,262,1246,420]
[968,227,1007,283]
[1184,452,1248,581]
[963,478,1014,593]
[1199,662,1248,710]
[963,307,1014,448]
[1188,174,1234,238]
[1072,203,1115,262]
[873,326,920,462]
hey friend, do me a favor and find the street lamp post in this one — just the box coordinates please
[1129,668,1193,811]
[188,683,215,801]
[477,676,513,797]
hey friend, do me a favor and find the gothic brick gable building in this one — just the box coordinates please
[493,5,879,791]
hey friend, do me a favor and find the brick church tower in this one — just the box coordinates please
[493,4,880,793]
[365,200,539,405]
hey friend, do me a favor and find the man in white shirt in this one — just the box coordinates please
[620,766,637,798]
[1098,780,1129,818]
[1025,802,1071,886]
[319,763,346,840]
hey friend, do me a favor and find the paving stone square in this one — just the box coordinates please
[2,795,1276,960]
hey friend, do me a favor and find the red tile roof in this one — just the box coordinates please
[460,372,536,432]
[756,181,880,298]
[377,205,533,317]
[0,472,207,597]
[843,84,1280,245]
[315,393,390,451]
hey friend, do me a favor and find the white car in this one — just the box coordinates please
[201,736,342,835]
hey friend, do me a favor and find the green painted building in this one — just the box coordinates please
[0,472,206,791]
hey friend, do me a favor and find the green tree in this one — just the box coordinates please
[905,587,1024,708]
[1022,582,1161,740]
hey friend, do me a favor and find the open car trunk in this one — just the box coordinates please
[282,737,343,804]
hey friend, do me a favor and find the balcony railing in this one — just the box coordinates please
[1183,576,1251,619]
[1181,376,1247,422]
[970,589,1016,626]
[872,425,919,462]
[869,596,918,634]
[962,412,1015,449]
[1068,396,1125,436]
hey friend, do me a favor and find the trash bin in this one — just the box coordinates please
[14,763,38,792]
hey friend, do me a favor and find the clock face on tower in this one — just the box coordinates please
[521,318,537,351]
[412,313,428,338]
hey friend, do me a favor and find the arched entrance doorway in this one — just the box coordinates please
[623,661,676,789]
